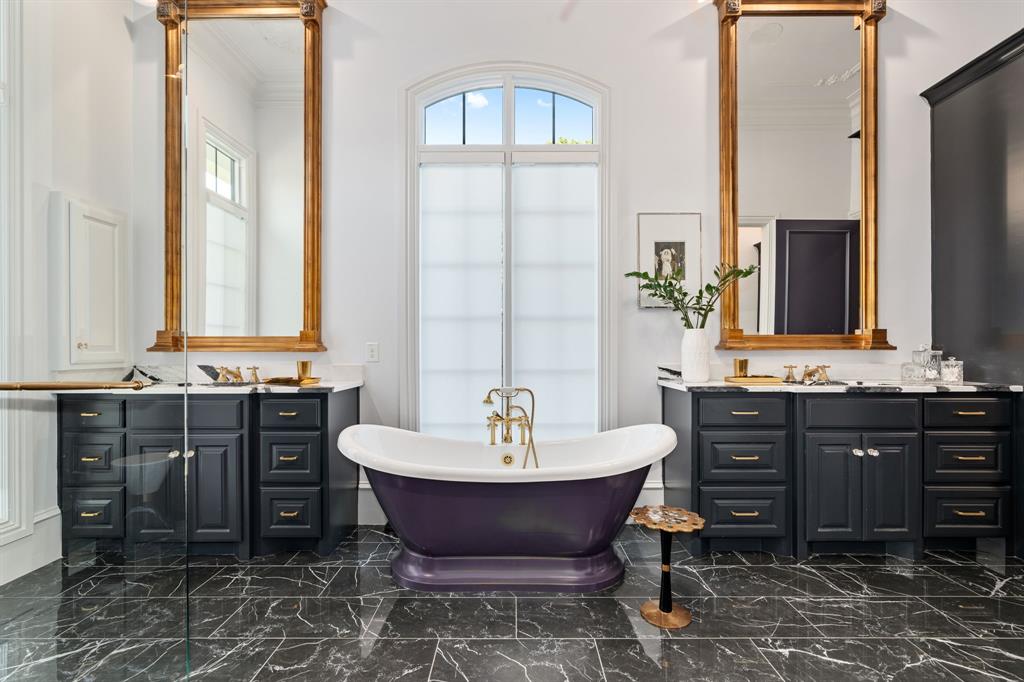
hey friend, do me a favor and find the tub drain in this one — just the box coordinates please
[501,453,515,466]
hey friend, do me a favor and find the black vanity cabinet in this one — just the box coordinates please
[662,387,1018,559]
[58,388,359,559]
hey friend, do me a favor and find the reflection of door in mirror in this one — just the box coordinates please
[185,19,304,337]
[737,16,861,335]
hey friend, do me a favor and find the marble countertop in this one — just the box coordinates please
[52,380,363,395]
[657,379,1023,393]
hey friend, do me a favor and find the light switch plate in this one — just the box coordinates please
[366,342,380,363]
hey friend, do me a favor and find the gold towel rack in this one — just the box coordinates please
[0,381,145,392]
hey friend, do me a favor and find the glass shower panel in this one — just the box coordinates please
[0,1,191,678]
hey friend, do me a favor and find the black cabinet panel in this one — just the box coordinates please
[699,486,786,537]
[129,399,244,430]
[260,433,322,484]
[125,434,185,543]
[924,398,1012,429]
[61,400,125,429]
[699,431,786,482]
[260,399,321,429]
[698,397,787,427]
[260,487,322,537]
[924,486,1010,537]
[62,487,124,538]
[805,433,862,541]
[188,434,243,542]
[804,398,919,429]
[924,431,1011,484]
[62,432,125,485]
[862,433,921,541]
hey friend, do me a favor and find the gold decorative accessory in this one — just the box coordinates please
[483,387,539,469]
[733,358,749,377]
[297,361,313,380]
[783,365,798,383]
[0,381,144,392]
[629,505,705,629]
[723,375,782,385]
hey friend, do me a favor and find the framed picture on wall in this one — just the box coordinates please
[636,212,702,308]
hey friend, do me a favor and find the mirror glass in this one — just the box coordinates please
[185,19,304,336]
[737,16,861,335]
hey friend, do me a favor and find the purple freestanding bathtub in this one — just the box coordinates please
[337,424,676,592]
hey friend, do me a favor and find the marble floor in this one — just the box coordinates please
[1,526,1023,680]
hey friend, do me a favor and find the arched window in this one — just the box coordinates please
[412,70,604,441]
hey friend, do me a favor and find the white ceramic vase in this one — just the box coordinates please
[680,328,710,383]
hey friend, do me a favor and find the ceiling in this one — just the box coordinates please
[738,15,860,111]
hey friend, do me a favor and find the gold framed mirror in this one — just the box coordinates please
[715,0,894,350]
[149,0,326,352]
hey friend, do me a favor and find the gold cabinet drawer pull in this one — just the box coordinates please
[279,510,300,518]
[730,510,760,518]
[954,455,987,461]
[730,455,760,461]
[278,411,299,417]
[279,455,299,462]
[953,510,986,517]
[79,412,101,418]
[79,511,102,518]
[954,410,987,416]
[79,456,102,463]
[730,410,759,416]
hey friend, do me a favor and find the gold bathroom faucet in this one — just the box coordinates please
[483,387,540,468]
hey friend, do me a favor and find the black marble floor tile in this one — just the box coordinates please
[59,597,188,640]
[343,526,400,543]
[677,565,849,598]
[367,598,516,639]
[754,638,962,681]
[258,637,436,681]
[211,597,379,639]
[678,597,823,639]
[76,566,188,598]
[64,542,186,569]
[516,598,666,640]
[187,565,339,597]
[0,561,105,599]
[616,539,691,565]
[932,565,1024,598]
[320,566,412,598]
[187,551,297,567]
[912,637,1024,681]
[186,637,281,680]
[432,638,604,682]
[787,597,973,638]
[922,596,1024,638]
[287,542,397,567]
[0,638,186,681]
[597,638,782,681]
[0,597,101,639]
[186,596,251,637]
[815,565,974,597]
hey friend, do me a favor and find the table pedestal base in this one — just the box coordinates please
[640,599,692,629]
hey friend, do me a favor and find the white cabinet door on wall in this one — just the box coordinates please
[49,194,128,369]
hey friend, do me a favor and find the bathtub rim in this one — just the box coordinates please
[337,423,676,483]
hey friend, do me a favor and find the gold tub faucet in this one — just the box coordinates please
[483,387,539,468]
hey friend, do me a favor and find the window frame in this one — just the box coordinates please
[402,64,615,435]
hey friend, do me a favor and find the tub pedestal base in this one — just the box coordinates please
[390,545,625,593]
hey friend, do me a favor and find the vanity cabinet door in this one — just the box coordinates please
[187,434,243,542]
[862,433,921,541]
[805,433,862,541]
[126,434,185,543]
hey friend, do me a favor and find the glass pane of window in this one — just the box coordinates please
[205,201,247,336]
[215,147,235,200]
[464,87,502,145]
[512,163,598,439]
[514,88,553,144]
[419,164,504,440]
[555,94,593,144]
[205,142,218,192]
[424,93,463,145]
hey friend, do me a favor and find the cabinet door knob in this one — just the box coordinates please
[867,448,880,457]
[167,450,181,459]
[184,450,195,458]
[852,448,865,457]
[730,510,760,517]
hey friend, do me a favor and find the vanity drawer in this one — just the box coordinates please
[804,398,919,429]
[924,398,1012,429]
[924,431,1010,484]
[129,399,245,430]
[699,431,787,482]
[61,400,125,429]
[699,486,787,537]
[260,400,321,429]
[260,487,322,537]
[260,433,322,484]
[62,432,125,485]
[698,397,787,427]
[62,486,124,538]
[924,486,1010,537]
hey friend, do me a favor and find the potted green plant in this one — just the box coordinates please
[626,263,758,382]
